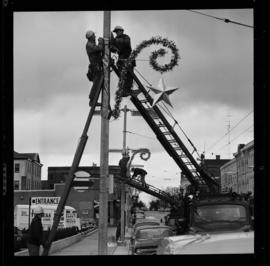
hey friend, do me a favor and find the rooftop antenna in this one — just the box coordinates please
[226,112,232,159]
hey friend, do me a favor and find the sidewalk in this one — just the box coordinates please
[111,227,132,255]
[50,226,131,256]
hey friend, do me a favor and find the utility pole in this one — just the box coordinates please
[98,10,111,255]
[120,105,128,242]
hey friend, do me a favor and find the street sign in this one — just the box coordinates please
[73,171,95,192]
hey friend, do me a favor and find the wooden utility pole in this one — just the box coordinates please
[98,10,111,255]
[120,105,128,242]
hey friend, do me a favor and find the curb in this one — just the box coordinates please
[15,228,98,256]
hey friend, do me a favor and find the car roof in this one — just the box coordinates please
[136,225,172,230]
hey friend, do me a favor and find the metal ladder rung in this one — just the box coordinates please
[163,132,172,136]
[168,139,177,143]
[140,99,148,104]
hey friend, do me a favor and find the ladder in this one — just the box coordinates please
[111,63,219,193]
[42,74,104,255]
[115,175,180,206]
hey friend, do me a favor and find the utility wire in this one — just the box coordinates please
[187,9,253,28]
[125,130,156,140]
[207,110,253,151]
[216,124,253,152]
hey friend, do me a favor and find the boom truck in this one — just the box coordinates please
[112,62,254,235]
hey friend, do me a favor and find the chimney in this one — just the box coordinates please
[216,155,220,160]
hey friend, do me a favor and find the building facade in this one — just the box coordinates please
[14,151,43,190]
[14,165,125,226]
[180,155,230,192]
[220,140,254,195]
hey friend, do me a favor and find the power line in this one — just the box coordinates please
[125,130,156,140]
[216,124,253,152]
[187,9,253,29]
[206,110,253,151]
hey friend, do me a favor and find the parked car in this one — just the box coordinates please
[131,219,160,240]
[130,225,174,255]
[156,231,254,254]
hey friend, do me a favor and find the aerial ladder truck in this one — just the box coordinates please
[112,62,254,234]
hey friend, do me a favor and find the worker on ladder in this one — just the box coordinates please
[131,167,148,186]
[85,30,104,106]
[110,26,136,96]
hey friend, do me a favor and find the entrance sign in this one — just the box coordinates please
[31,197,60,205]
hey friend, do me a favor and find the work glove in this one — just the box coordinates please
[98,37,104,44]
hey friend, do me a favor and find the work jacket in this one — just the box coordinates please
[111,33,132,59]
[86,40,103,67]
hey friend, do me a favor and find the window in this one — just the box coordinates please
[15,163,20,173]
[14,180,20,190]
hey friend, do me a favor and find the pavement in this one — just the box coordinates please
[50,226,131,256]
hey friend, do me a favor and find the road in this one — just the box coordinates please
[50,211,167,255]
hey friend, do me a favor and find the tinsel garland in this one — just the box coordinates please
[111,36,180,119]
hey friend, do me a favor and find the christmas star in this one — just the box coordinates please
[147,77,179,107]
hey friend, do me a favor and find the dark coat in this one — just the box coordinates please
[86,40,103,67]
[27,215,44,246]
[119,156,130,177]
[111,33,132,59]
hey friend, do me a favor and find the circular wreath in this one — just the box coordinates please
[111,36,180,119]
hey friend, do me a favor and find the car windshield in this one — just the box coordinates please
[136,228,172,239]
[194,204,247,225]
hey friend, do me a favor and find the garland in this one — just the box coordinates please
[111,36,180,119]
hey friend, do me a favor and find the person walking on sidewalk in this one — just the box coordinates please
[26,205,46,256]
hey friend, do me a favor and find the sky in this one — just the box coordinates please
[14,9,253,205]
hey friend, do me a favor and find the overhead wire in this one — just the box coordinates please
[215,124,254,152]
[125,130,156,140]
[186,9,253,28]
[206,110,253,152]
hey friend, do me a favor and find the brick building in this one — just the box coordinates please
[14,166,123,226]
[180,155,230,192]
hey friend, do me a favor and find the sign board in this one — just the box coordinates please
[31,197,60,205]
[73,171,95,192]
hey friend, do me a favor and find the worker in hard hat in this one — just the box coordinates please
[111,26,135,96]
[26,205,45,256]
[85,30,104,106]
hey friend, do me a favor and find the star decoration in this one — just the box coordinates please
[147,77,179,107]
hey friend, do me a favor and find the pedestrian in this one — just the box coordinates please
[26,205,46,256]
[116,220,121,242]
[111,26,135,95]
[85,30,104,105]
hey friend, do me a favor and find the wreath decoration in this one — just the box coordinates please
[111,36,180,119]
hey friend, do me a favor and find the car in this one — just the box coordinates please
[131,219,160,240]
[130,225,175,255]
[156,231,254,254]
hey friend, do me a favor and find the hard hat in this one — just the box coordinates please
[113,26,124,32]
[34,205,43,214]
[85,30,95,39]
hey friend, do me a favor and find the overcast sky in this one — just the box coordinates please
[14,9,253,205]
